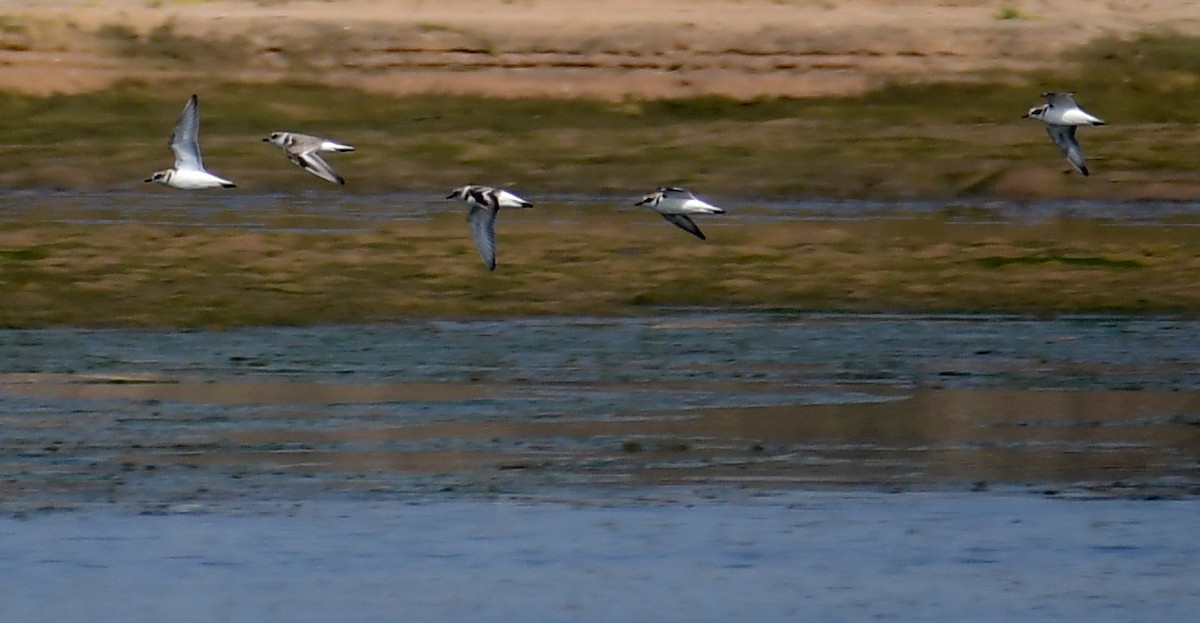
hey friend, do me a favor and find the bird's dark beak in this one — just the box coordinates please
[1020,113,1030,119]
[446,192,457,199]
[261,137,270,142]
[143,178,154,183]
[634,198,649,206]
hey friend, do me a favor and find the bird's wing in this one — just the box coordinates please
[286,133,327,154]
[1046,125,1089,176]
[660,187,692,198]
[496,189,532,208]
[1043,92,1078,108]
[661,213,706,240]
[468,205,498,270]
[467,187,497,210]
[292,151,345,185]
[170,94,204,171]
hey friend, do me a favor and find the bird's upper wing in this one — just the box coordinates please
[170,95,204,171]
[660,187,693,199]
[285,133,326,154]
[1043,92,1078,109]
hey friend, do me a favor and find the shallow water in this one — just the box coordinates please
[2,312,1198,511]
[4,493,1199,623]
[3,311,1199,622]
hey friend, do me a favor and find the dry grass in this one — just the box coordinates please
[1,209,1198,327]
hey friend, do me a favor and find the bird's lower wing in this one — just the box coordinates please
[662,213,706,240]
[1047,125,1088,176]
[468,205,498,270]
[292,152,345,185]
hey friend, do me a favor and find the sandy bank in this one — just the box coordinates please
[1,1,1198,98]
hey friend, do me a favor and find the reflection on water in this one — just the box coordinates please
[1,313,1198,509]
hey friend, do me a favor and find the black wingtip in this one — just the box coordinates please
[336,176,346,185]
[1080,167,1090,177]
[222,182,237,188]
[520,202,533,208]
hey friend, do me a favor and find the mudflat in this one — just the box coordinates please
[4,197,1200,325]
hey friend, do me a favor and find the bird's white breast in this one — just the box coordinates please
[1046,108,1101,126]
[166,169,231,190]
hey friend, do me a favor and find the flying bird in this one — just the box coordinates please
[144,94,236,189]
[635,187,725,240]
[1022,92,1105,176]
[446,185,533,271]
[263,131,355,185]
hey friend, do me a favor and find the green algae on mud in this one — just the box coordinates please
[1,209,1200,327]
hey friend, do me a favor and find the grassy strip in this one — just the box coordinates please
[1,210,1198,327]
[1,33,1200,198]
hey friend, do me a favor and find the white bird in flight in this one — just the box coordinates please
[1022,92,1105,176]
[446,185,533,271]
[635,187,725,240]
[144,94,236,190]
[263,131,355,185]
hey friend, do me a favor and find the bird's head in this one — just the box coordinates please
[635,190,663,207]
[144,170,170,184]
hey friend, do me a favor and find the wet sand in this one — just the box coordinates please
[7,194,1200,325]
